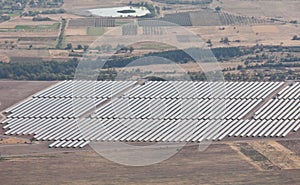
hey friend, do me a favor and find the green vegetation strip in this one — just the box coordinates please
[14,23,60,31]
[87,27,106,36]
[139,43,175,50]
[115,20,134,26]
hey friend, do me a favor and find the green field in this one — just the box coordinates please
[139,43,175,50]
[15,23,60,31]
[115,20,134,26]
[86,27,106,36]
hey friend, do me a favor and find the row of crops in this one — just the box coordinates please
[143,26,163,35]
[69,18,116,28]
[122,25,138,36]
[218,12,267,26]
[142,10,269,26]
[163,12,193,26]
[68,11,267,29]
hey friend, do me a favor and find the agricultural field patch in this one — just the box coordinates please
[249,141,300,170]
[278,140,300,156]
[0,81,56,111]
[86,27,106,36]
[252,25,279,33]
[0,137,29,145]
[190,10,268,26]
[0,50,52,63]
[65,28,88,36]
[69,18,116,28]
[63,0,124,10]
[135,42,175,50]
[230,142,278,171]
[0,143,299,184]
[65,35,99,47]
[163,12,192,26]
[214,0,300,21]
[0,17,58,29]
[14,23,60,31]
[188,24,300,48]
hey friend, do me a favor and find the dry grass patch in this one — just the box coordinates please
[249,141,300,170]
[0,137,29,145]
[252,25,279,33]
[65,28,87,36]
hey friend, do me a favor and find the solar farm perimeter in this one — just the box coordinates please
[1,80,300,148]
[0,80,300,185]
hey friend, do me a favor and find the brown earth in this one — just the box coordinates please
[0,81,56,112]
[0,142,299,185]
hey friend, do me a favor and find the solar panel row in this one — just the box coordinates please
[33,80,137,98]
[125,81,284,99]
[93,98,262,120]
[277,82,300,100]
[6,98,107,119]
[3,118,299,148]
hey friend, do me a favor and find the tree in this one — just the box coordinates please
[223,37,229,44]
[83,45,89,52]
[65,43,73,50]
[106,45,112,52]
[292,35,299,40]
[206,39,212,47]
[77,44,83,50]
[237,65,243,70]
[155,6,160,14]
[220,37,230,44]
[215,6,221,12]
[129,46,134,53]
[29,44,33,50]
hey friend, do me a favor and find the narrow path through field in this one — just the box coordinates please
[243,81,292,120]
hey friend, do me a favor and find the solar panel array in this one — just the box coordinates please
[254,82,300,121]
[124,81,283,99]
[93,98,262,120]
[2,81,299,148]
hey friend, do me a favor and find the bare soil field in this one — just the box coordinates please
[0,81,56,111]
[0,141,299,185]
[212,0,300,21]
[0,31,58,38]
[0,137,29,145]
[0,50,52,63]
[0,17,60,50]
[278,140,300,156]
[0,17,57,29]
[65,35,99,46]
[252,25,279,33]
[46,13,85,21]
[63,0,127,10]
[249,140,300,170]
[189,24,300,48]
[65,28,87,36]
[48,50,69,58]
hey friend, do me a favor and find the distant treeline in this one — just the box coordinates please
[0,58,118,81]
[1,45,299,81]
[0,59,78,80]
[23,9,66,16]
[103,47,250,68]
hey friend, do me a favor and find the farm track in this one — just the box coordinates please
[242,81,290,120]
